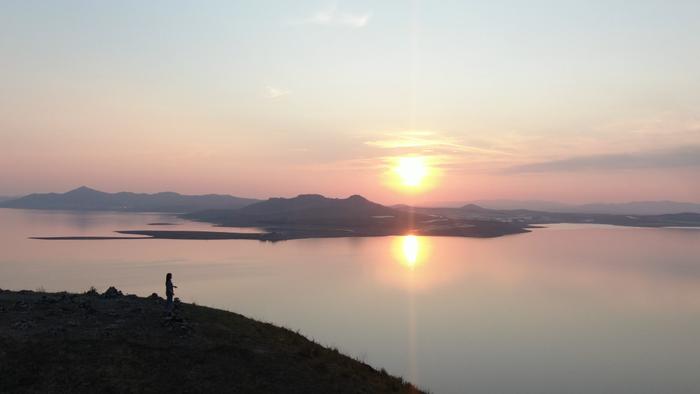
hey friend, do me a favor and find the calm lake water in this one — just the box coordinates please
[1,208,699,393]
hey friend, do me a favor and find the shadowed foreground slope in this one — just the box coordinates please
[0,289,422,394]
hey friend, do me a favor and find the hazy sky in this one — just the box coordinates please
[1,0,699,204]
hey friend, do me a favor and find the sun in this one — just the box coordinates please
[385,155,439,192]
[394,157,428,187]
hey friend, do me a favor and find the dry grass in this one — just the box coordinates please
[0,288,423,393]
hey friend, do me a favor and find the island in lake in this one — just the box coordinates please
[6,187,700,241]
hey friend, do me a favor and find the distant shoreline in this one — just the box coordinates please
[31,225,532,241]
[29,222,700,242]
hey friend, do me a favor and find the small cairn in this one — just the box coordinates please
[102,286,123,299]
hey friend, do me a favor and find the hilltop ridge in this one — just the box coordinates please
[184,193,431,231]
[0,288,421,393]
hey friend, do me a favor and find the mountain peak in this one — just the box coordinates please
[293,194,326,200]
[66,186,101,194]
[347,194,368,202]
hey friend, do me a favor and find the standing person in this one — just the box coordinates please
[165,273,177,312]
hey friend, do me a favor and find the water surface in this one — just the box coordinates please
[1,208,699,393]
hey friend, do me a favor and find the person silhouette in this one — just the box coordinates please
[165,273,177,312]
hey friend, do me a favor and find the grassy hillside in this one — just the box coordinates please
[0,288,422,393]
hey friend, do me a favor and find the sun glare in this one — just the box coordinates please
[395,157,428,187]
[393,235,431,270]
[402,235,420,267]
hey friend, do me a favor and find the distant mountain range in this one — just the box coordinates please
[3,186,699,232]
[393,203,700,228]
[0,186,259,213]
[464,199,700,215]
[17,190,700,241]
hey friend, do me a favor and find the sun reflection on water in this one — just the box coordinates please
[381,235,466,292]
[402,235,419,268]
[394,234,430,270]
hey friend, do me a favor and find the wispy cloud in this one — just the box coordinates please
[264,86,290,99]
[505,145,700,173]
[359,130,521,175]
[301,5,371,28]
[365,131,510,156]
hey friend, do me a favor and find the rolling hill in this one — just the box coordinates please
[184,194,427,229]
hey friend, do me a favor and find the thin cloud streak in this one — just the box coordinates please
[505,145,700,173]
[265,86,290,99]
[365,131,511,156]
[300,6,371,28]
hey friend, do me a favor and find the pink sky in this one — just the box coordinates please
[1,2,699,204]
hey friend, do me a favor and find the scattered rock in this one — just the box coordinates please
[39,295,59,304]
[162,314,194,336]
[102,286,123,299]
[57,293,73,303]
[117,299,131,307]
[84,287,99,297]
[163,314,183,324]
[11,320,35,330]
[78,301,96,315]
[148,293,161,300]
[11,301,30,312]
[48,327,67,336]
